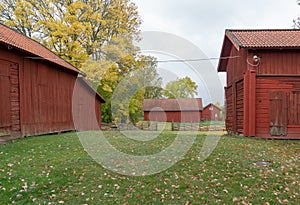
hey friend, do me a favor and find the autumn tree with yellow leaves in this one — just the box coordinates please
[0,0,162,123]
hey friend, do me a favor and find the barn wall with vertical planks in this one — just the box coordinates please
[256,77,300,139]
[222,45,247,134]
[218,30,300,139]
[0,24,105,139]
[20,58,77,136]
[0,56,20,136]
[144,111,202,122]
[72,78,103,131]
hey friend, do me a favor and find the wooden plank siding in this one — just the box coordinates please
[236,80,244,133]
[143,98,203,123]
[218,29,300,139]
[225,46,247,86]
[289,91,300,124]
[72,78,102,131]
[0,59,21,135]
[255,50,300,75]
[144,111,202,122]
[269,90,288,136]
[0,59,11,132]
[201,104,222,121]
[0,45,104,137]
[224,85,233,132]
[256,77,300,139]
[0,24,105,138]
[9,62,20,134]
[21,58,76,136]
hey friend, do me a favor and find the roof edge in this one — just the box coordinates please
[78,77,106,103]
[0,23,84,75]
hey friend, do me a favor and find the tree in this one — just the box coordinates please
[0,0,141,68]
[215,101,221,109]
[294,0,300,28]
[164,77,198,98]
[109,56,163,124]
[0,0,162,123]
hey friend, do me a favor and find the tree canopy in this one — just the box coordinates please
[0,0,141,68]
[164,77,198,99]
[0,0,165,123]
[0,1,201,124]
[294,0,300,28]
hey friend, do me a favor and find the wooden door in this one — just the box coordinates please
[289,91,300,125]
[0,61,11,133]
[270,91,287,136]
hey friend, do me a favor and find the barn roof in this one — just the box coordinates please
[226,29,300,49]
[203,103,222,111]
[218,29,300,72]
[142,98,203,112]
[0,23,83,75]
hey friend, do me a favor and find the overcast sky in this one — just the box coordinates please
[135,0,299,57]
[134,0,300,104]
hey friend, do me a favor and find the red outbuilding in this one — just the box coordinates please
[0,23,105,138]
[218,29,300,139]
[142,98,203,122]
[201,103,222,121]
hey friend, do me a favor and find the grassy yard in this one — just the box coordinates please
[0,131,299,204]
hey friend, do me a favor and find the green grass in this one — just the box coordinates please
[0,131,299,204]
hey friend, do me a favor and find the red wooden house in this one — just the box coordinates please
[0,23,105,138]
[201,103,222,121]
[218,29,300,139]
[142,98,203,122]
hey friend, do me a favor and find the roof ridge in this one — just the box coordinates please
[224,29,300,49]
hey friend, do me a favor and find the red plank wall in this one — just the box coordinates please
[0,58,20,135]
[21,58,76,136]
[144,111,201,122]
[72,79,102,131]
[0,45,103,137]
[201,105,222,121]
[255,77,300,139]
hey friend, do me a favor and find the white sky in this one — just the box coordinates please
[134,0,300,105]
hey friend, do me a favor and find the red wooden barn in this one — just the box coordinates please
[142,98,203,122]
[0,23,105,138]
[218,29,300,139]
[201,103,222,121]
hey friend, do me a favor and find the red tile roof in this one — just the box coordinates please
[0,23,82,74]
[218,29,300,72]
[226,29,300,49]
[142,98,203,112]
[203,103,222,111]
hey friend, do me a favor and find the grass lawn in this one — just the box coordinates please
[0,131,299,204]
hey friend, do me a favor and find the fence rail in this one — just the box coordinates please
[102,122,225,131]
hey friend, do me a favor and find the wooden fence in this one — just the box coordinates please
[102,122,225,131]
